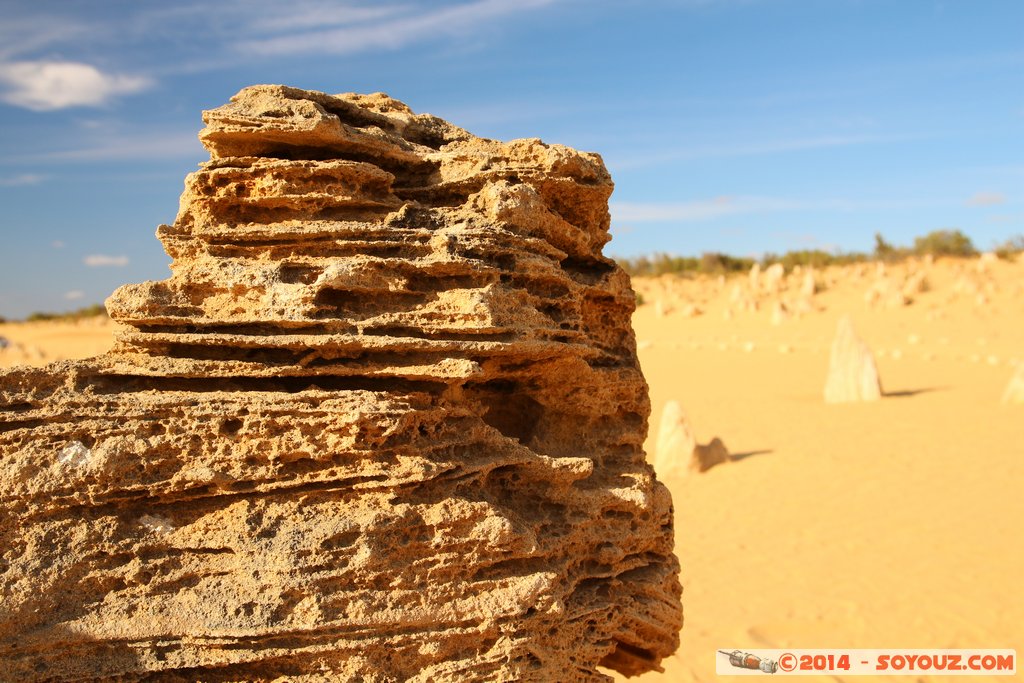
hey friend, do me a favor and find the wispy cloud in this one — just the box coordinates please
[612,196,807,222]
[0,61,151,111]
[84,254,129,267]
[235,0,558,56]
[242,3,409,33]
[966,191,1006,207]
[4,131,203,164]
[606,133,896,170]
[0,15,90,61]
[611,195,940,223]
[0,1,561,87]
[0,173,45,186]
[64,290,84,301]
[51,240,66,249]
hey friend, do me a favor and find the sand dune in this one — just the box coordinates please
[2,255,1021,681]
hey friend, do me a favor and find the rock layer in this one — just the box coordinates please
[0,86,682,681]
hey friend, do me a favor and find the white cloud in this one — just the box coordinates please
[34,131,203,162]
[51,240,66,249]
[966,191,1006,207]
[236,0,558,56]
[1,130,203,164]
[0,15,90,62]
[0,60,151,111]
[64,290,84,301]
[243,3,408,32]
[83,254,129,267]
[611,195,941,223]
[0,173,45,186]
[612,196,806,222]
[0,1,560,82]
[608,134,890,171]
[987,212,1024,223]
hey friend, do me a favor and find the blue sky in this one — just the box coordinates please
[0,0,1021,318]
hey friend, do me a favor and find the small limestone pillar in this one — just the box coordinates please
[1003,365,1024,404]
[654,400,731,476]
[824,316,883,403]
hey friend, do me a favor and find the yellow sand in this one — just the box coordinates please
[0,316,114,368]
[2,256,1021,682]
[624,256,1022,682]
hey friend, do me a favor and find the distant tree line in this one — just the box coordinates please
[23,304,108,323]
[616,229,1022,277]
[872,229,980,262]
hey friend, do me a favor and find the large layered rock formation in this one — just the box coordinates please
[0,86,681,681]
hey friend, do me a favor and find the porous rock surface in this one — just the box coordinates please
[0,86,681,681]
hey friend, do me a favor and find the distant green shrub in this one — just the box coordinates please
[760,249,864,272]
[994,234,1024,260]
[912,229,976,257]
[614,228,1001,278]
[873,232,907,261]
[616,253,692,277]
[25,304,107,322]
[616,251,754,277]
[700,252,754,274]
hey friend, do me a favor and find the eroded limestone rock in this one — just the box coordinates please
[1002,364,1024,404]
[0,85,682,682]
[653,400,731,477]
[770,300,788,326]
[654,401,697,478]
[762,263,785,294]
[799,269,817,299]
[692,438,731,474]
[824,316,883,403]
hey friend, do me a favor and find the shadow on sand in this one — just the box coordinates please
[731,449,773,463]
[883,386,946,398]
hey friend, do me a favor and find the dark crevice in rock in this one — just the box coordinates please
[86,374,447,396]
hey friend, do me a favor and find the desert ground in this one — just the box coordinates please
[624,255,1023,682]
[0,315,114,368]
[2,255,1021,682]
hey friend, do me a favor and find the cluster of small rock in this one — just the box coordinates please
[722,263,820,320]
